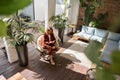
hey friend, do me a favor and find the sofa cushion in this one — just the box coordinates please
[81,26,95,35]
[100,39,118,64]
[90,36,106,43]
[94,28,108,38]
[77,32,92,40]
[107,32,120,41]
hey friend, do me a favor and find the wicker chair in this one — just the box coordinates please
[35,34,60,60]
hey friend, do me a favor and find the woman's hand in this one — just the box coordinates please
[49,41,55,44]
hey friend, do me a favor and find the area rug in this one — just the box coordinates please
[59,40,92,69]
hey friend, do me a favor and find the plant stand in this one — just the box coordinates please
[58,28,64,44]
[15,44,28,66]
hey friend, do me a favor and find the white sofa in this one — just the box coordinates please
[74,25,120,64]
[74,25,109,44]
[76,26,95,41]
[100,32,120,64]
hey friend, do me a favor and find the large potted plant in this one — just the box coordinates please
[89,13,107,28]
[79,0,104,26]
[6,12,36,66]
[50,14,67,44]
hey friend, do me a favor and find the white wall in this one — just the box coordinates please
[55,4,64,15]
[68,0,80,25]
[55,0,79,25]
[25,0,79,24]
[45,0,56,30]
[34,0,45,21]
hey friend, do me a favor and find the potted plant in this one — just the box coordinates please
[79,0,104,26]
[49,14,67,44]
[89,13,107,28]
[6,12,37,66]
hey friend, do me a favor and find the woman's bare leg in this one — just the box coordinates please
[49,55,55,65]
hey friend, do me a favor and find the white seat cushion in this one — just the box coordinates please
[77,32,92,40]
[90,36,106,43]
[100,40,119,64]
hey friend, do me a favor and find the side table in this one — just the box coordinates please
[67,24,76,36]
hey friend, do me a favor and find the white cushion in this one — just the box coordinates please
[90,36,106,43]
[77,32,92,40]
[100,51,112,64]
[103,40,118,52]
[94,28,108,38]
[108,32,120,41]
[81,26,95,35]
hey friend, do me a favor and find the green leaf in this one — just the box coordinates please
[96,67,115,80]
[39,26,45,34]
[110,50,120,75]
[84,40,102,64]
[0,20,7,37]
[0,0,31,15]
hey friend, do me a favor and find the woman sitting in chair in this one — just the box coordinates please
[39,27,57,65]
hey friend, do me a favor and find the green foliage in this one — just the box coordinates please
[110,50,120,75]
[49,14,68,29]
[39,26,45,34]
[0,0,31,38]
[89,13,106,28]
[84,40,102,64]
[108,15,120,32]
[6,13,34,46]
[0,0,31,15]
[79,0,104,26]
[96,67,115,80]
[84,40,120,80]
[0,20,7,37]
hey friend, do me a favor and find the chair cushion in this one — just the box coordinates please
[103,39,118,52]
[90,36,106,43]
[37,35,44,52]
[107,32,120,41]
[81,26,95,35]
[94,28,108,38]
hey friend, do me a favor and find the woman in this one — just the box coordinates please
[39,27,57,65]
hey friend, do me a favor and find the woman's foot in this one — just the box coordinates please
[50,59,55,65]
[50,55,55,65]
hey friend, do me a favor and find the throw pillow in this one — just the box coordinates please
[94,28,109,38]
[81,25,95,35]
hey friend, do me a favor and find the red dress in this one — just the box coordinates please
[40,32,57,55]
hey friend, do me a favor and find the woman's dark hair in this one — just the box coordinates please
[49,27,53,32]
